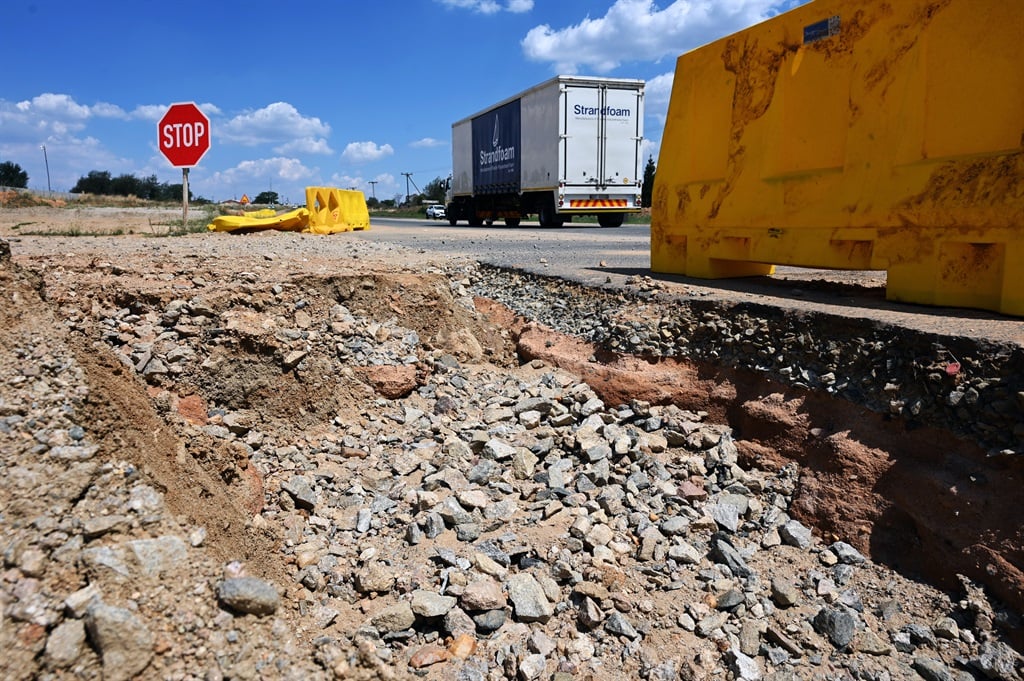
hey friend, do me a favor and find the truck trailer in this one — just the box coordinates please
[447,76,645,228]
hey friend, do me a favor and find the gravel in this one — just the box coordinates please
[465,265,1024,458]
[0,233,1021,680]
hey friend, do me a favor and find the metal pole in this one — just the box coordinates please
[369,180,377,199]
[41,145,51,192]
[182,168,189,229]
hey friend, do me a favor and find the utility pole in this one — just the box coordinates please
[40,145,51,192]
[368,181,377,200]
[402,172,412,205]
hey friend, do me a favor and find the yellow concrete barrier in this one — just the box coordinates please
[305,187,370,234]
[651,0,1024,316]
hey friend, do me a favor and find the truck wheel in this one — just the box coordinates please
[598,213,625,228]
[504,217,521,228]
[468,215,484,227]
[448,216,457,226]
[539,204,564,228]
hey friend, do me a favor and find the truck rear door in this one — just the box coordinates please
[562,83,643,190]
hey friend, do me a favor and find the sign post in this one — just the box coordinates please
[157,102,210,229]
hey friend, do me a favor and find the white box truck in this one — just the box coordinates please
[446,76,645,228]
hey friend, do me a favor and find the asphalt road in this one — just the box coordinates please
[358,217,650,288]
[357,217,1024,346]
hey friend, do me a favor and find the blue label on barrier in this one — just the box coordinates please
[473,99,521,194]
[804,15,840,43]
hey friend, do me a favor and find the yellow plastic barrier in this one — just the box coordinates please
[651,0,1024,316]
[207,208,310,233]
[305,186,370,234]
[243,209,277,219]
[206,187,370,234]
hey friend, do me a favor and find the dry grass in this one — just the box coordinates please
[0,191,66,209]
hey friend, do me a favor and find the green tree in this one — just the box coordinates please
[161,183,192,202]
[137,174,161,200]
[423,176,447,204]
[641,156,656,208]
[110,173,142,197]
[71,170,112,195]
[67,169,189,201]
[254,191,279,205]
[0,161,29,188]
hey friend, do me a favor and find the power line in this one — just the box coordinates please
[401,172,421,204]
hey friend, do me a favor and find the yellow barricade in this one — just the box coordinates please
[305,187,370,234]
[207,187,371,235]
[651,0,1024,316]
[207,208,309,233]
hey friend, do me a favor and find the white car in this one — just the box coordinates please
[426,204,446,219]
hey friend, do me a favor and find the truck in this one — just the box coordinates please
[446,75,645,228]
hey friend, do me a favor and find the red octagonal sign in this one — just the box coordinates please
[158,102,210,168]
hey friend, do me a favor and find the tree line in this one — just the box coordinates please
[70,170,201,202]
[0,160,202,202]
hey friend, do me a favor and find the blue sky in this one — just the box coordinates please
[1,0,807,204]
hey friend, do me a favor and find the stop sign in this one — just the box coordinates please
[158,102,210,167]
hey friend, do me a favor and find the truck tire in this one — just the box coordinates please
[448,216,458,226]
[538,204,564,228]
[468,215,484,227]
[598,212,625,228]
[504,217,521,228]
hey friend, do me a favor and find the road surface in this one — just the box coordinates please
[357,217,1023,346]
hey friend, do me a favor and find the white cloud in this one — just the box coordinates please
[2,94,131,144]
[643,71,676,127]
[214,157,315,183]
[329,174,365,190]
[411,137,445,149]
[522,0,805,73]
[641,137,660,163]
[133,102,222,122]
[9,93,128,125]
[342,141,394,163]
[196,103,222,117]
[645,72,675,105]
[326,171,400,198]
[206,157,317,202]
[132,105,168,122]
[219,102,331,146]
[275,137,333,155]
[19,93,91,119]
[88,102,130,119]
[437,0,533,14]
[0,103,36,135]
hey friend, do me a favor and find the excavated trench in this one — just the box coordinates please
[14,248,1023,647]
[474,299,1023,631]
